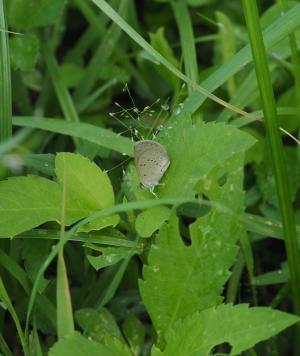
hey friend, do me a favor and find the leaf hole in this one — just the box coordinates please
[212,341,232,355]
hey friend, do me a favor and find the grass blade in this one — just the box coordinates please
[12,116,133,156]
[242,0,300,333]
[90,0,257,121]
[43,44,81,147]
[181,3,300,114]
[0,279,28,355]
[171,2,198,94]
[56,155,74,338]
[73,0,130,102]
[91,0,300,123]
[0,0,11,141]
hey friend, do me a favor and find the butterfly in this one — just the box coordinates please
[134,140,170,191]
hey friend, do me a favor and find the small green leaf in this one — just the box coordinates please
[10,34,39,71]
[60,63,84,88]
[79,215,119,233]
[21,239,51,291]
[253,263,289,286]
[9,0,65,30]
[135,206,171,238]
[56,250,74,338]
[150,28,179,90]
[123,315,145,356]
[155,304,299,355]
[55,152,119,231]
[55,153,115,211]
[99,63,130,82]
[49,331,117,356]
[75,308,124,343]
[86,245,136,271]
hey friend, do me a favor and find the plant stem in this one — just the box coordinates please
[242,0,300,352]
[0,0,11,141]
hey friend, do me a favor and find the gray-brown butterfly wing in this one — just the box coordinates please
[134,140,170,189]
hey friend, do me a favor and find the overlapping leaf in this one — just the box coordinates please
[0,153,117,237]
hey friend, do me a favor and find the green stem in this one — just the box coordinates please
[0,0,11,141]
[226,251,244,304]
[242,0,300,351]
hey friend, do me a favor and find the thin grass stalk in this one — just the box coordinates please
[56,157,74,338]
[242,0,300,351]
[0,0,11,141]
[280,0,300,104]
[171,2,198,94]
[43,45,81,147]
[280,0,300,156]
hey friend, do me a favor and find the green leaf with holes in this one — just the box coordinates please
[140,153,246,342]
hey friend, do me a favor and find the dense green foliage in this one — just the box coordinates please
[0,0,300,355]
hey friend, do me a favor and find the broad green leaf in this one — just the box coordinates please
[55,152,119,231]
[55,153,114,211]
[135,206,171,238]
[153,304,299,355]
[140,153,246,341]
[123,315,145,356]
[0,176,62,237]
[159,118,255,198]
[0,153,118,237]
[127,115,255,201]
[10,34,39,71]
[9,0,65,30]
[49,331,126,356]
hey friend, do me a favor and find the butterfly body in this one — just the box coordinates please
[134,140,170,190]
